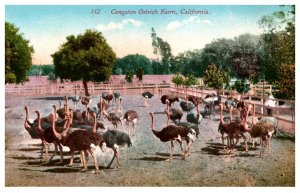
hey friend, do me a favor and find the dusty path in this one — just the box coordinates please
[5,94,295,187]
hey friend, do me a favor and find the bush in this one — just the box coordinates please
[184,74,199,86]
[171,73,185,86]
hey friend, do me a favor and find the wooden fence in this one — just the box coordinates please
[161,85,295,133]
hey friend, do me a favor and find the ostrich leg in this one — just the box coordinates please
[267,138,271,158]
[113,148,120,169]
[68,150,75,166]
[176,138,185,158]
[57,143,63,164]
[185,141,194,157]
[166,141,174,162]
[80,151,88,172]
[87,148,99,173]
[46,143,59,164]
[259,137,264,158]
[42,140,49,161]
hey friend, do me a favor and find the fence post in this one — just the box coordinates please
[261,97,264,115]
[276,99,279,117]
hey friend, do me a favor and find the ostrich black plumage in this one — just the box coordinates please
[102,129,132,169]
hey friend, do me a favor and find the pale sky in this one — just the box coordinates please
[5,5,285,64]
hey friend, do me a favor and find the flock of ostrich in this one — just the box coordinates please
[23,90,278,174]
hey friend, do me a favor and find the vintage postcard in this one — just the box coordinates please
[3,1,296,192]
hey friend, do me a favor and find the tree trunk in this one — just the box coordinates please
[82,80,90,96]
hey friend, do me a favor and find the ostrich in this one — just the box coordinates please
[259,116,278,135]
[70,89,80,110]
[186,110,202,126]
[264,93,276,116]
[113,91,121,103]
[243,103,275,157]
[24,106,47,157]
[75,106,105,131]
[142,91,154,106]
[35,111,64,164]
[122,110,138,137]
[52,112,106,173]
[179,99,195,112]
[160,95,179,107]
[217,106,241,151]
[169,108,183,123]
[80,96,91,106]
[186,95,202,107]
[188,102,202,124]
[149,112,196,161]
[57,96,68,119]
[102,91,109,100]
[102,129,132,169]
[102,92,114,104]
[224,97,238,110]
[202,93,221,115]
[102,101,123,130]
[219,104,247,152]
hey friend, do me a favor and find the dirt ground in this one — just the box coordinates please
[5,94,295,187]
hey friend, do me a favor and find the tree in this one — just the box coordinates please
[113,54,152,75]
[274,64,295,100]
[231,34,261,79]
[232,80,250,94]
[150,28,172,74]
[171,73,185,86]
[5,22,34,84]
[52,30,116,96]
[200,38,235,73]
[125,70,133,83]
[203,64,228,89]
[258,5,295,83]
[27,64,55,76]
[136,68,144,81]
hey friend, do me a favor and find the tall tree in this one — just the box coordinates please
[258,5,295,83]
[5,22,34,84]
[150,28,172,74]
[52,30,116,96]
[231,34,261,79]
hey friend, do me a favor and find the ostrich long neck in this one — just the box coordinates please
[229,106,232,122]
[220,105,226,128]
[119,98,122,112]
[36,111,43,133]
[53,105,57,121]
[64,96,68,109]
[186,97,188,108]
[150,113,160,137]
[252,104,255,127]
[92,114,97,133]
[196,102,200,116]
[60,117,71,138]
[166,100,170,112]
[69,109,73,125]
[52,116,62,140]
[243,106,251,132]
[102,101,108,116]
[24,107,29,129]
[166,112,170,126]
